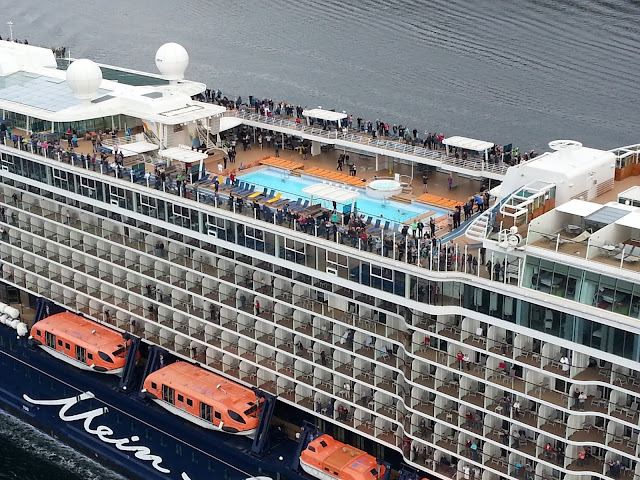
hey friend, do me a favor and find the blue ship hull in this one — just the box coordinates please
[0,324,309,480]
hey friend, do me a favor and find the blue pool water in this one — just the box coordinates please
[238,168,449,223]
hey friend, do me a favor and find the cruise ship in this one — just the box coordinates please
[0,40,639,480]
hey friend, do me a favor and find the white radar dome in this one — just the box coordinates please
[155,43,189,81]
[66,59,103,100]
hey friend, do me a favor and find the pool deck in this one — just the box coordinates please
[204,143,485,229]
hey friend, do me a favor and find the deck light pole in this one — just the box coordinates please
[7,21,13,41]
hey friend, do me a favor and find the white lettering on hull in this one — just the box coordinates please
[24,391,174,474]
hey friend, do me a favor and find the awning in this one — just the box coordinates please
[159,146,208,164]
[302,183,360,204]
[585,206,630,226]
[614,212,640,229]
[443,136,494,152]
[219,116,243,133]
[115,141,159,158]
[555,199,603,218]
[302,108,347,122]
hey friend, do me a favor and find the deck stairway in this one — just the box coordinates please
[250,391,276,455]
[138,345,168,398]
[118,334,141,392]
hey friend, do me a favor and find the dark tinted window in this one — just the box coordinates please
[36,330,41,336]
[87,353,93,360]
[178,394,184,402]
[65,343,70,349]
[187,398,193,406]
[98,351,114,363]
[57,339,63,346]
[228,410,246,424]
[214,411,221,419]
[151,382,157,389]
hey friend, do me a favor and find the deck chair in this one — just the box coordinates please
[229,181,246,194]
[271,197,292,207]
[267,192,282,203]
[249,187,267,199]
[238,185,256,198]
[263,189,276,202]
[290,200,309,213]
[193,173,210,185]
[367,219,381,233]
[218,177,233,191]
[285,198,302,211]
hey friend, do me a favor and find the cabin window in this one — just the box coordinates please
[370,468,379,476]
[228,410,246,424]
[178,394,184,402]
[307,446,316,452]
[151,382,157,390]
[320,440,328,448]
[87,353,93,360]
[36,329,41,336]
[65,343,70,350]
[214,411,222,420]
[57,339,63,347]
[187,398,193,407]
[98,351,114,363]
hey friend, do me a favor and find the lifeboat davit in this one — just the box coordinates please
[300,434,386,480]
[29,312,132,374]
[142,361,262,435]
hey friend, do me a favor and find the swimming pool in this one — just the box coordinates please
[238,167,449,223]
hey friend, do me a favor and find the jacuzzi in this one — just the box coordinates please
[366,179,403,199]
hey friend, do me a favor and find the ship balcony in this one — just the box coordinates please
[539,418,567,438]
[610,403,640,424]
[566,455,605,474]
[610,438,639,458]
[436,430,459,454]
[437,379,460,398]
[413,372,435,389]
[484,455,509,474]
[568,424,606,445]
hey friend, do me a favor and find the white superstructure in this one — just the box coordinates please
[0,42,639,480]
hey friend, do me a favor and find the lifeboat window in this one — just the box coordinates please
[98,351,114,363]
[65,343,70,350]
[112,345,127,357]
[151,382,157,390]
[370,468,378,476]
[87,353,93,360]
[178,394,184,402]
[187,398,193,407]
[320,440,328,448]
[228,410,246,424]
[36,329,41,336]
[307,446,316,452]
[57,339,63,347]
[214,411,221,420]
[243,403,259,416]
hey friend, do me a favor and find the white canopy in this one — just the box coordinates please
[443,136,494,152]
[159,146,208,164]
[555,199,603,218]
[302,183,360,207]
[115,141,159,157]
[302,108,347,122]
[219,116,243,133]
[614,211,640,229]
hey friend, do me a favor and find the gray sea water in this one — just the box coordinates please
[2,0,640,477]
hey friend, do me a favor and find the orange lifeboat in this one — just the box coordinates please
[29,312,132,374]
[142,361,262,435]
[300,434,386,480]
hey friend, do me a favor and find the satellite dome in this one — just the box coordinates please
[66,59,103,100]
[155,43,189,81]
